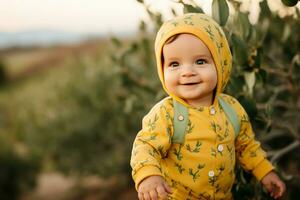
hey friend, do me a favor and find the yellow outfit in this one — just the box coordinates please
[130,13,274,199]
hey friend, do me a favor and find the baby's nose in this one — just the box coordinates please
[181,66,196,77]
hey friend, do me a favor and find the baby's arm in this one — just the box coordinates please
[234,111,274,180]
[130,100,173,195]
[231,98,286,198]
[138,175,172,200]
[234,112,286,198]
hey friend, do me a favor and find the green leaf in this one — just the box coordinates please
[266,103,273,117]
[139,20,147,32]
[154,13,163,28]
[227,75,244,94]
[237,11,251,40]
[281,0,299,7]
[111,37,122,47]
[183,4,204,14]
[253,48,262,69]
[282,24,291,42]
[136,0,144,4]
[231,34,248,66]
[256,68,267,85]
[171,8,178,16]
[296,5,300,17]
[259,0,271,19]
[240,97,257,119]
[212,0,229,26]
[244,72,256,96]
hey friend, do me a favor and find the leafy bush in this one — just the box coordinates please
[110,0,300,198]
[0,136,40,200]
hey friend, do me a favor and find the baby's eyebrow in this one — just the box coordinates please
[165,57,180,61]
[192,54,210,58]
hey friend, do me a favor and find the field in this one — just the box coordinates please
[0,38,138,199]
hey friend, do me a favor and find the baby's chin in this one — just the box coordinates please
[182,93,214,105]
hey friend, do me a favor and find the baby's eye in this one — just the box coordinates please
[196,59,207,65]
[169,62,179,68]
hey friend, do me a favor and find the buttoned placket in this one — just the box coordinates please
[208,105,217,197]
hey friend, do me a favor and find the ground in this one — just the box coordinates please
[22,172,138,200]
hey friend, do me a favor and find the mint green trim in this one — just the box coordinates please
[171,97,240,144]
[172,99,189,144]
[218,97,240,138]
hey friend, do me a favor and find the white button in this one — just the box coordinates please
[210,107,216,115]
[178,115,184,121]
[217,144,224,152]
[208,170,215,177]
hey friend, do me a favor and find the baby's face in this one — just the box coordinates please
[162,34,217,107]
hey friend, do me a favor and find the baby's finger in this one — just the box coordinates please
[280,181,286,196]
[156,185,168,200]
[276,181,286,198]
[143,192,151,200]
[163,182,173,194]
[149,190,158,200]
[138,192,144,200]
[265,184,272,193]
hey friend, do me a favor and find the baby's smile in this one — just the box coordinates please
[180,81,201,86]
[182,82,199,85]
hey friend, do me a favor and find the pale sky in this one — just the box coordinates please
[0,0,212,34]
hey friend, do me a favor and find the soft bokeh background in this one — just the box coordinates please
[0,0,299,199]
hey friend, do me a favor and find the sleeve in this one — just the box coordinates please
[130,100,173,190]
[221,94,274,181]
[232,98,274,181]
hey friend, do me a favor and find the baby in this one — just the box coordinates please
[130,13,285,200]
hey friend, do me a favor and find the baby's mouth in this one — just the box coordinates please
[182,82,199,85]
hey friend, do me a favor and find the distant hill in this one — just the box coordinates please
[0,30,135,49]
[0,30,102,48]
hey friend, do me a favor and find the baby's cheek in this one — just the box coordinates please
[164,76,176,91]
[164,80,172,91]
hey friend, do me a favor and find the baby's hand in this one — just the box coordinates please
[138,175,172,200]
[261,171,286,199]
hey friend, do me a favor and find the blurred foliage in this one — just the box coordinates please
[0,58,8,85]
[0,135,40,200]
[0,0,299,199]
